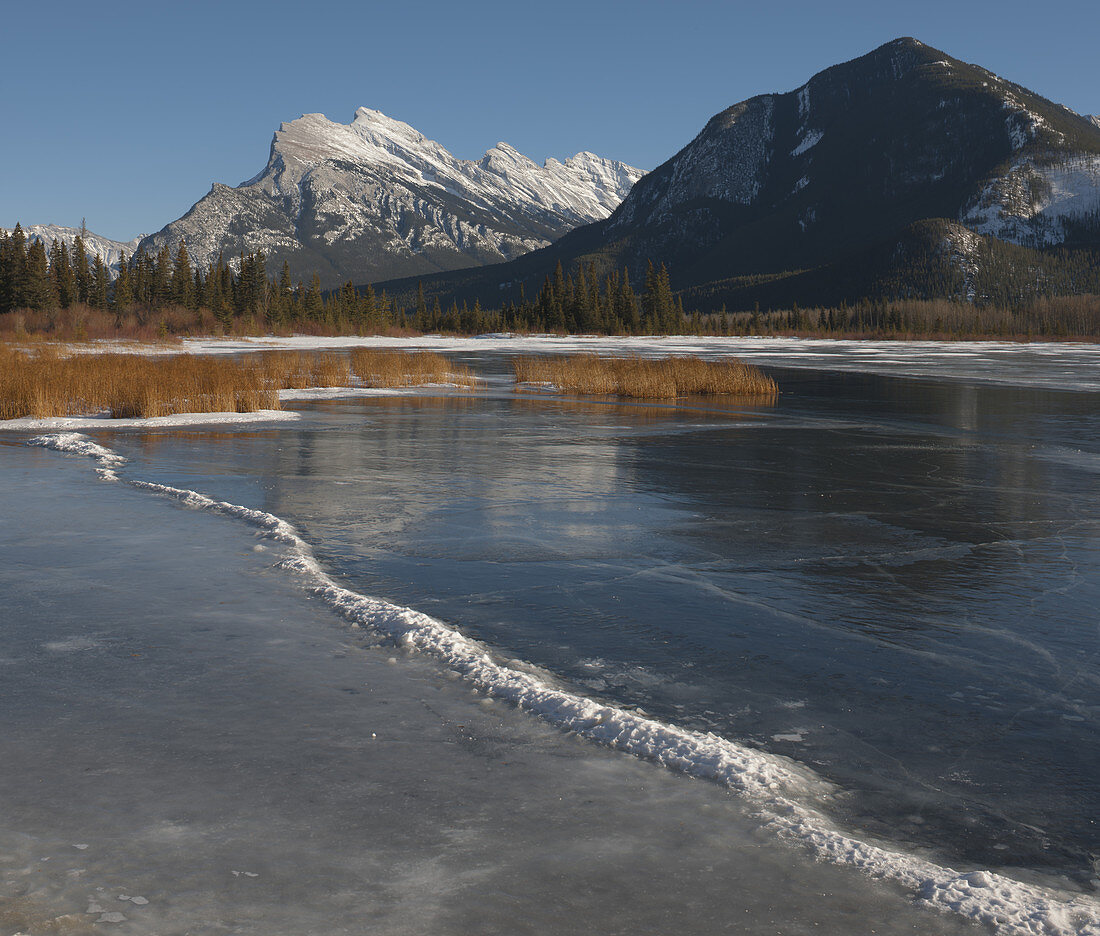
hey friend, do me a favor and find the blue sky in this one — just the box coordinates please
[4,0,1097,242]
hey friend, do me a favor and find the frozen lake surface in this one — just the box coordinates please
[3,338,1099,934]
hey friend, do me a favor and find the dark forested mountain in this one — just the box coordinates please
[136,109,643,288]
[380,38,1100,311]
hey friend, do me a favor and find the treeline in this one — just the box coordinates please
[2,223,1097,340]
[419,261,682,335]
[0,224,684,336]
[0,224,336,323]
[703,296,1100,339]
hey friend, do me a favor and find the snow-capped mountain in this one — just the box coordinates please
[1,225,142,275]
[396,38,1100,310]
[137,109,644,286]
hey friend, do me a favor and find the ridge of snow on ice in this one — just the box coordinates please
[28,431,1100,936]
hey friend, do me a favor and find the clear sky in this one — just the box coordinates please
[3,0,1097,242]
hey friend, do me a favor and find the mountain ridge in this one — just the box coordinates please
[136,109,644,287]
[375,37,1100,312]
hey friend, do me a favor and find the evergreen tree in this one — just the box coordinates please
[171,241,194,308]
[72,234,91,305]
[415,281,427,327]
[303,273,323,319]
[113,251,134,313]
[90,255,110,310]
[24,239,55,311]
[0,225,27,311]
[151,245,172,308]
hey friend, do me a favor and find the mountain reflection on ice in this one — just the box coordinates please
[100,359,1100,888]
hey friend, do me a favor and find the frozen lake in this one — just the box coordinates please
[3,337,1099,934]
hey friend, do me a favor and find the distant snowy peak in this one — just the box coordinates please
[1091,115,1100,130]
[2,224,141,274]
[265,109,644,225]
[138,108,644,286]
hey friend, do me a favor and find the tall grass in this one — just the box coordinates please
[256,351,352,389]
[348,348,478,387]
[0,347,278,419]
[512,353,777,399]
[0,346,481,420]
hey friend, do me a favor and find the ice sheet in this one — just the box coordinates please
[1,442,992,936]
[17,431,1100,936]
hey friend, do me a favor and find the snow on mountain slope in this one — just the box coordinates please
[962,154,1100,246]
[138,109,644,286]
[2,225,141,274]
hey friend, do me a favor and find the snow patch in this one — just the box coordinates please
[962,155,1100,246]
[8,410,296,432]
[790,128,823,157]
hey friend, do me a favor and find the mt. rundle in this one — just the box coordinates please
[137,109,644,288]
[385,38,1100,312]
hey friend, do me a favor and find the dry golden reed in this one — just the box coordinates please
[255,351,352,389]
[348,348,479,388]
[0,347,279,419]
[511,353,777,399]
[0,346,482,421]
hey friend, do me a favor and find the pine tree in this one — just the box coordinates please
[171,241,194,308]
[151,245,172,308]
[72,234,91,305]
[24,239,55,311]
[415,281,427,326]
[91,255,110,310]
[112,251,134,313]
[1,225,28,312]
[303,273,322,319]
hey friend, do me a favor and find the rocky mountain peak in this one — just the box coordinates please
[137,109,644,286]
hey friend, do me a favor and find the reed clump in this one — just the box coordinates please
[0,347,279,419]
[348,348,479,388]
[512,353,777,399]
[255,351,352,389]
[0,346,484,421]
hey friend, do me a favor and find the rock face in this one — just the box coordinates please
[136,108,644,286]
